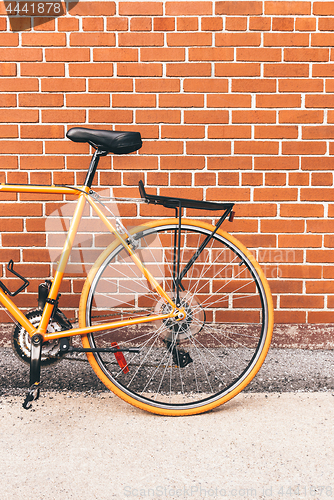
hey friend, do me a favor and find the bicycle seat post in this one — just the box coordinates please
[84,146,108,188]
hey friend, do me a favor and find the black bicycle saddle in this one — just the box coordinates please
[66,127,142,155]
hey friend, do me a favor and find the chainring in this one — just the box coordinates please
[12,309,71,366]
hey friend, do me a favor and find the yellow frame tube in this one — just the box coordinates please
[0,183,180,341]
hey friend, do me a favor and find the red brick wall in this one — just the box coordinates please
[1,0,334,331]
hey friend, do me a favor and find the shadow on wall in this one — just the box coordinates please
[5,0,80,30]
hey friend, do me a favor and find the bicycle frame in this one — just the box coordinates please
[0,183,183,342]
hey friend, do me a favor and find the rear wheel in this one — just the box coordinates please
[79,219,273,416]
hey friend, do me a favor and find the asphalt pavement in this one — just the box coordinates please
[0,346,333,500]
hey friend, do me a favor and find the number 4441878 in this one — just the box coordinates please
[5,2,62,16]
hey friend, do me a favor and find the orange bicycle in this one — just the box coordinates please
[0,127,274,416]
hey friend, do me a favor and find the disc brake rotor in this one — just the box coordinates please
[155,291,205,342]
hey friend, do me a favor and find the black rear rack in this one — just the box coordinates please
[138,180,234,212]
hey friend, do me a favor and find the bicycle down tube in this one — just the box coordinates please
[0,183,183,341]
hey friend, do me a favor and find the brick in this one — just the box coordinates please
[261,219,304,233]
[82,18,104,31]
[207,94,252,107]
[318,18,334,30]
[184,110,229,124]
[45,48,90,62]
[232,79,276,92]
[216,2,262,15]
[313,2,334,15]
[167,33,212,47]
[21,125,64,139]
[302,157,334,170]
[41,78,85,92]
[177,16,198,31]
[183,79,228,93]
[154,17,175,31]
[265,2,311,15]
[0,63,16,76]
[21,62,64,77]
[284,48,329,62]
[166,2,212,15]
[279,110,323,123]
[233,110,276,123]
[255,156,299,170]
[207,187,250,202]
[22,33,66,46]
[69,2,116,15]
[288,172,309,186]
[89,78,133,92]
[225,17,248,31]
[257,94,301,107]
[237,48,281,61]
[140,140,183,155]
[66,93,110,107]
[279,79,323,92]
[70,33,116,47]
[265,63,309,77]
[216,33,261,46]
[159,94,204,108]
[135,78,180,93]
[255,125,298,139]
[0,94,16,107]
[242,173,263,186]
[94,48,138,62]
[295,17,316,31]
[186,141,231,155]
[166,63,211,77]
[58,18,80,32]
[0,48,43,61]
[201,17,223,31]
[208,156,252,170]
[272,17,294,31]
[119,2,163,15]
[117,63,162,77]
[136,109,180,123]
[301,188,334,201]
[141,48,185,62]
[42,109,86,123]
[303,126,334,139]
[216,63,261,77]
[264,33,309,47]
[234,141,279,155]
[254,188,298,201]
[208,126,251,139]
[283,202,323,217]
[0,78,38,92]
[249,17,271,31]
[161,125,204,139]
[312,33,334,47]
[69,63,113,77]
[89,110,133,123]
[313,64,334,77]
[0,33,19,46]
[189,48,233,61]
[0,125,18,138]
[119,33,164,47]
[113,93,156,107]
[19,94,63,107]
[0,109,38,123]
[283,141,326,155]
[160,156,205,170]
[106,17,129,31]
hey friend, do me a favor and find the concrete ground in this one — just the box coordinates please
[0,347,333,500]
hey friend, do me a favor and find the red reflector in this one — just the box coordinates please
[229,211,235,222]
[111,342,129,374]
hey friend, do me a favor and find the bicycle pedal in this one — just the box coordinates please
[22,382,41,410]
